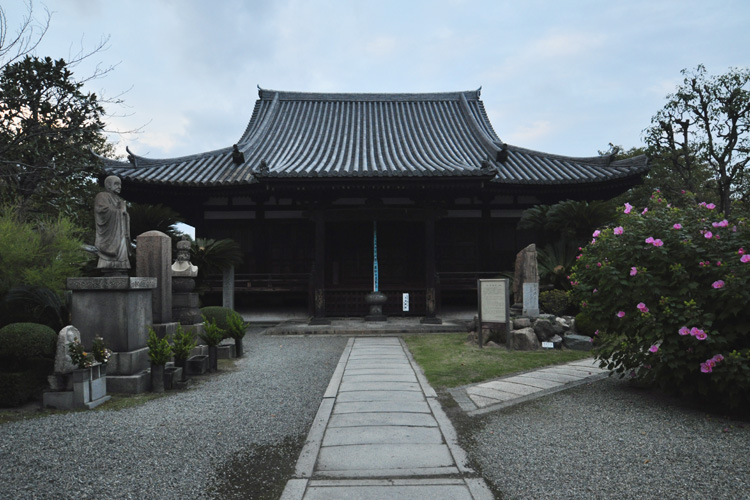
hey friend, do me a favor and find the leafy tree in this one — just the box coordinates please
[128,202,186,242]
[644,65,750,216]
[0,206,87,327]
[0,55,110,226]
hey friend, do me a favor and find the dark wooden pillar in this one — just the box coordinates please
[309,210,330,325]
[480,198,491,271]
[421,209,442,324]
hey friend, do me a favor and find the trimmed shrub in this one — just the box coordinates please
[539,289,570,316]
[0,323,57,371]
[574,312,598,337]
[0,322,56,407]
[200,306,242,338]
[571,192,750,409]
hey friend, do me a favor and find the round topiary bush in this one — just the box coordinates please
[0,322,57,371]
[539,289,570,316]
[0,322,57,407]
[200,306,242,338]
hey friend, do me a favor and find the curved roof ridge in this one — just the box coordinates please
[505,144,617,166]
[257,87,481,102]
[122,146,233,168]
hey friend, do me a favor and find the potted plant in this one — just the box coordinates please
[172,324,196,382]
[200,317,224,372]
[226,311,249,357]
[67,339,107,407]
[91,336,112,374]
[146,328,172,393]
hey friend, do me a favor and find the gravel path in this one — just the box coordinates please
[459,376,750,500]
[0,330,347,500]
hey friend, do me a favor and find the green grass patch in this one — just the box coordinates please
[404,333,594,389]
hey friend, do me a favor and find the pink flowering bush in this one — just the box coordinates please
[570,192,750,408]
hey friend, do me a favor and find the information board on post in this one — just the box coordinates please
[477,279,510,349]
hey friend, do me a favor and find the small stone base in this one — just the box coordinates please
[43,391,111,410]
[106,371,151,394]
[217,344,236,359]
[187,355,209,375]
[420,317,442,325]
[365,314,387,322]
[309,317,331,326]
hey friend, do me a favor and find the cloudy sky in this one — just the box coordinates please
[4,0,749,161]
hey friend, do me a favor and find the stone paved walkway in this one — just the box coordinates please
[448,358,609,416]
[280,337,493,500]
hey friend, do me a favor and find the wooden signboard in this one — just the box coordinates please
[477,279,510,349]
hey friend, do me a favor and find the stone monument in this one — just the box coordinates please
[67,177,156,393]
[136,230,177,333]
[94,175,131,275]
[172,236,202,326]
[43,326,111,409]
[512,244,540,318]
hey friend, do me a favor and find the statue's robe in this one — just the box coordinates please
[94,191,130,269]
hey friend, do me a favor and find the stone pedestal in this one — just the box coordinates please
[67,277,156,394]
[364,291,387,322]
[43,365,110,410]
[173,292,202,325]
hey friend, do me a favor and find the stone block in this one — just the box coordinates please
[522,282,540,318]
[563,333,594,351]
[513,317,532,329]
[106,371,151,394]
[151,322,179,339]
[108,347,150,376]
[533,319,564,342]
[187,355,209,375]
[173,293,200,308]
[512,327,541,351]
[217,344,236,359]
[136,230,173,324]
[68,277,156,353]
[43,391,74,410]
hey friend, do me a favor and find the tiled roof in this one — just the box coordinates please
[101,88,648,187]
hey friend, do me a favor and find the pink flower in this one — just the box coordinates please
[642,207,648,215]
[597,262,602,267]
[672,223,682,230]
[594,330,599,336]
[630,267,638,276]
[624,202,633,214]
[678,326,690,336]
[711,354,724,363]
[742,255,750,263]
[645,237,655,244]
[706,203,716,210]
[614,226,624,235]
[648,344,659,353]
[653,239,664,247]
[739,248,746,255]
[704,231,713,239]
[616,311,626,318]
[694,330,708,341]
[712,280,725,289]
[689,327,701,337]
[700,362,713,373]
[592,230,601,238]
[637,302,649,313]
[593,288,598,293]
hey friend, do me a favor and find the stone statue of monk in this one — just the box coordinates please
[94,175,131,274]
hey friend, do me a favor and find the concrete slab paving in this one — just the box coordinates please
[283,336,494,500]
[332,400,430,414]
[328,412,439,428]
[322,426,444,446]
[336,390,425,402]
[342,373,417,383]
[482,380,545,396]
[507,375,564,389]
[339,381,422,392]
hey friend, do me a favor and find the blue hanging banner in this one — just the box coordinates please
[373,220,379,292]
